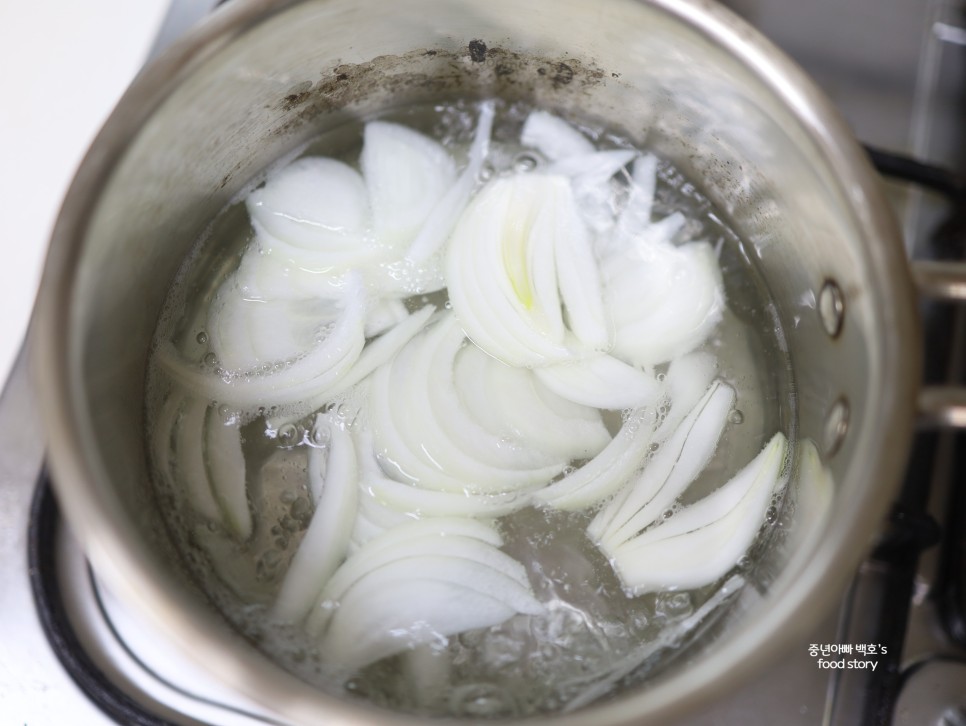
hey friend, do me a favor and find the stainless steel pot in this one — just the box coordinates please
[32,0,946,722]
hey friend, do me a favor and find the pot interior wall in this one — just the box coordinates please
[62,0,911,720]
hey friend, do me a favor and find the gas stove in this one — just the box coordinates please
[1,1,964,724]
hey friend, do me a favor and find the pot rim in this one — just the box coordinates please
[31,0,921,723]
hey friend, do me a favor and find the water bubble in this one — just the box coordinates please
[261,548,282,568]
[449,683,517,718]
[729,409,745,425]
[281,515,299,533]
[196,331,208,345]
[278,423,299,447]
[309,423,329,446]
[656,591,692,620]
[514,153,539,172]
[290,497,312,523]
[765,506,778,524]
[279,489,297,504]
[203,352,217,367]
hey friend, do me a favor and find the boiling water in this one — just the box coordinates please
[145,100,795,718]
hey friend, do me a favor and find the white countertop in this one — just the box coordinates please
[0,0,170,387]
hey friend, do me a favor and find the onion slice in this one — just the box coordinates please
[368,475,535,518]
[369,314,564,494]
[274,304,436,425]
[158,274,367,411]
[592,380,736,549]
[534,354,662,411]
[404,102,495,265]
[204,406,252,540]
[273,414,359,622]
[319,576,516,671]
[306,516,512,636]
[362,121,456,251]
[520,110,595,160]
[609,433,788,594]
[206,282,341,373]
[602,238,724,368]
[231,237,350,301]
[612,154,659,246]
[453,342,609,461]
[446,174,584,367]
[533,406,659,511]
[164,394,222,522]
[314,548,542,670]
[550,178,610,350]
[247,157,369,251]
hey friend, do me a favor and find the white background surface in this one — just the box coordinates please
[0,0,170,388]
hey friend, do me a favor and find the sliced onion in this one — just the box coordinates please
[545,150,637,182]
[453,343,610,461]
[446,174,581,367]
[364,298,409,338]
[276,304,435,425]
[612,154,659,246]
[420,315,563,471]
[546,149,637,234]
[316,532,532,612]
[204,405,252,540]
[355,428,533,519]
[602,239,724,368]
[231,238,350,301]
[362,121,456,251]
[369,315,564,494]
[158,274,367,411]
[169,395,222,522]
[349,476,412,552]
[520,110,595,160]
[316,554,542,669]
[247,157,369,251]
[306,516,507,636]
[319,576,517,671]
[404,102,495,265]
[549,176,610,349]
[534,354,662,411]
[533,407,659,511]
[150,389,182,490]
[273,415,359,622]
[252,222,386,273]
[609,433,788,594]
[793,438,834,539]
[662,351,718,433]
[368,476,535,518]
[206,281,341,373]
[594,380,736,549]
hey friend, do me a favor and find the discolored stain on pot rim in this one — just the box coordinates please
[267,42,612,140]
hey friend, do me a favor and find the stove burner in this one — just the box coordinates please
[28,474,288,726]
[28,474,177,726]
